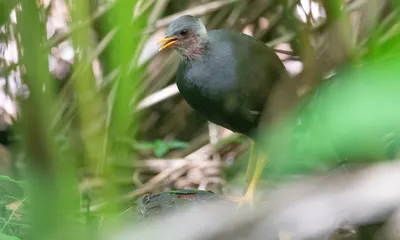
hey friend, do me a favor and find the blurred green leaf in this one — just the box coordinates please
[0,233,21,240]
[154,140,169,157]
[262,55,400,180]
[0,0,17,26]
[0,175,18,185]
[134,140,188,157]
[166,141,189,149]
[0,175,24,200]
[16,0,81,239]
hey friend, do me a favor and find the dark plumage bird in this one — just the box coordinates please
[158,15,297,202]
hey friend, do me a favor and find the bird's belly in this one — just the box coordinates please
[177,80,224,119]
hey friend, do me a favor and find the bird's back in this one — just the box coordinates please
[176,29,292,136]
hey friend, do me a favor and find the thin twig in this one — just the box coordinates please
[45,1,115,49]
[136,84,179,110]
[155,0,237,28]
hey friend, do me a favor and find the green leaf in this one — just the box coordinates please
[166,141,188,149]
[0,175,18,184]
[0,233,21,240]
[0,175,25,189]
[134,140,187,156]
[0,0,17,26]
[261,56,400,180]
[153,140,169,157]
[0,175,25,200]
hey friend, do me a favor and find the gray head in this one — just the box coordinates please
[158,15,208,58]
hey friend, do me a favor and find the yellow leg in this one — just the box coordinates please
[245,142,258,185]
[242,151,267,203]
[225,142,268,205]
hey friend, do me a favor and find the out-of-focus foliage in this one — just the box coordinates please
[134,139,189,157]
[0,0,17,26]
[263,53,400,180]
[0,0,400,239]
[0,232,21,240]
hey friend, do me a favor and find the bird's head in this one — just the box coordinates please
[158,15,208,58]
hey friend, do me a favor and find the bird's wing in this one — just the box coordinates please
[226,30,296,124]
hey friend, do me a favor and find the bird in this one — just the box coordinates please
[157,15,298,203]
[136,189,225,219]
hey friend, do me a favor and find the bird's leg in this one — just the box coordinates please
[225,142,268,206]
[240,152,267,204]
[245,141,258,185]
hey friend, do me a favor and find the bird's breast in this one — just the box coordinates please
[176,59,254,132]
[179,62,239,109]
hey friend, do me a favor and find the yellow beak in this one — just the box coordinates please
[157,37,178,51]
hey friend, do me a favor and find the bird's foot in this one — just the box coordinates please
[224,187,255,209]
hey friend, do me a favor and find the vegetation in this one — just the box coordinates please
[0,0,400,239]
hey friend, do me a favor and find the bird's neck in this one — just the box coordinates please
[180,39,208,61]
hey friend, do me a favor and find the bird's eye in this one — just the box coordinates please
[180,29,189,36]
